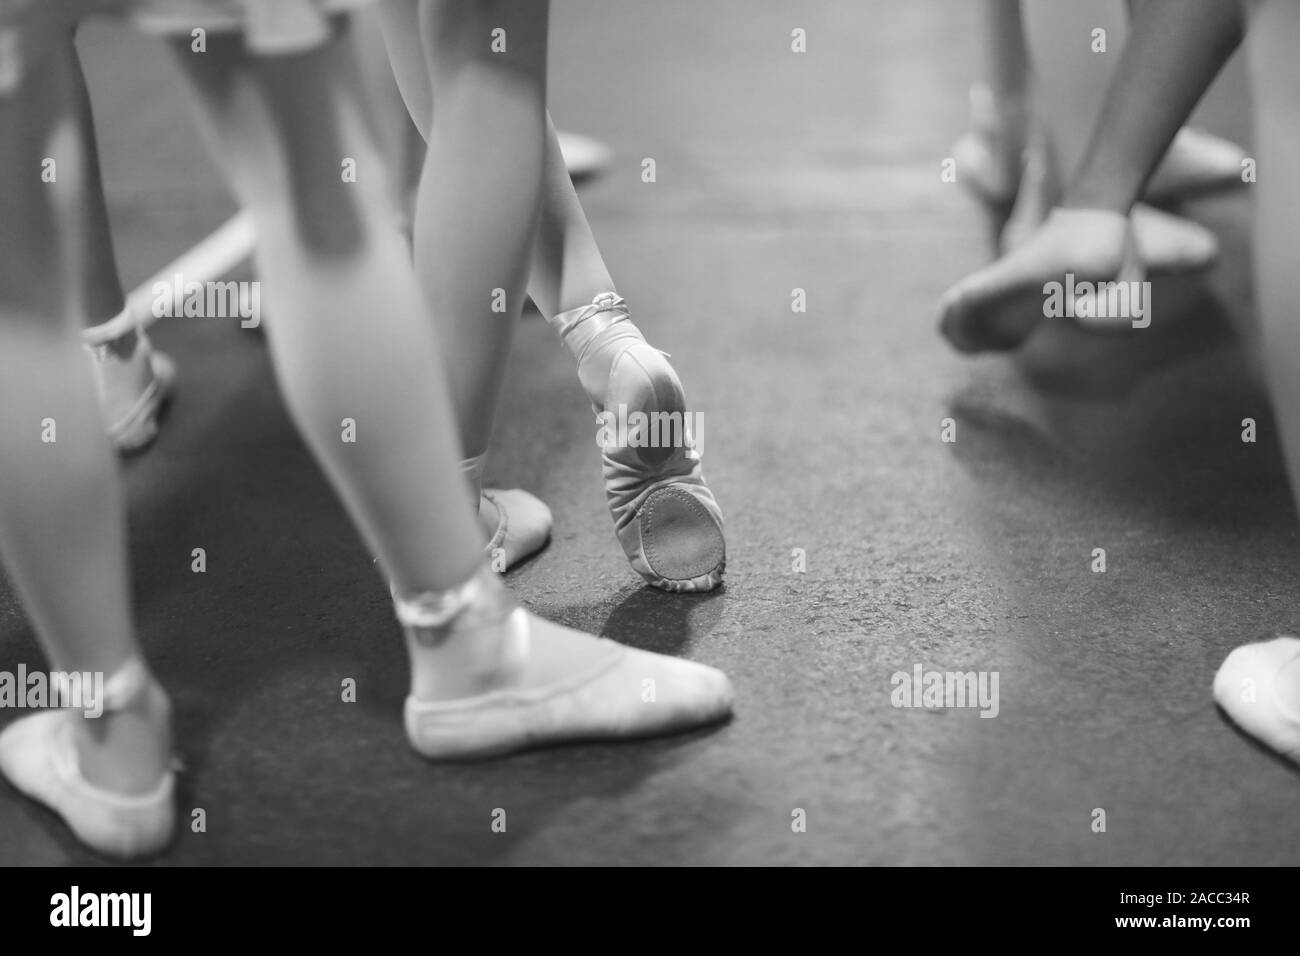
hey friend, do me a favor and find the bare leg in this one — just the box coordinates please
[62,30,177,452]
[407,0,548,473]
[1067,0,1246,213]
[168,18,731,750]
[375,2,613,317]
[166,26,484,597]
[0,11,172,859]
[377,0,726,591]
[1020,0,1130,180]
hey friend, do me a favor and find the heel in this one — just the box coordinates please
[0,657,176,860]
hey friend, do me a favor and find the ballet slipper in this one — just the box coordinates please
[1213,637,1300,763]
[462,454,552,572]
[940,206,1142,353]
[1146,127,1249,204]
[481,490,552,571]
[951,85,1030,209]
[83,315,176,455]
[0,658,176,859]
[394,568,734,760]
[1126,203,1218,273]
[552,294,725,592]
[556,130,613,181]
[1003,181,1217,277]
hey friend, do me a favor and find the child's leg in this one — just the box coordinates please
[1020,0,1130,182]
[375,1,609,365]
[63,30,175,453]
[526,112,616,321]
[166,20,730,748]
[939,0,1244,353]
[165,25,484,597]
[1006,0,1225,264]
[0,13,173,858]
[1066,0,1245,215]
[377,0,725,591]
[1213,0,1300,763]
[409,0,548,475]
[375,0,554,568]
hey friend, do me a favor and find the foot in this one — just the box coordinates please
[939,206,1138,353]
[395,569,734,759]
[0,658,176,859]
[557,130,613,182]
[1147,127,1249,204]
[84,325,176,455]
[479,489,552,571]
[1213,637,1300,764]
[552,294,725,592]
[1126,203,1220,273]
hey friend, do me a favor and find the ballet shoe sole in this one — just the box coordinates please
[1213,638,1300,762]
[636,486,726,592]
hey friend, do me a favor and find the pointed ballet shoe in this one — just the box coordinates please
[1213,637,1300,763]
[603,344,725,591]
[481,489,552,571]
[0,659,176,859]
[395,576,733,760]
[557,130,613,182]
[951,85,1029,209]
[939,207,1143,353]
[403,634,733,759]
[1147,127,1249,205]
[1069,212,1148,337]
[1127,204,1218,274]
[555,294,726,592]
[84,321,177,455]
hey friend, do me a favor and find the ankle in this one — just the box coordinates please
[552,293,644,408]
[76,673,173,796]
[396,568,528,701]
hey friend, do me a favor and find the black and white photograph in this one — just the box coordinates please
[0,0,1292,912]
